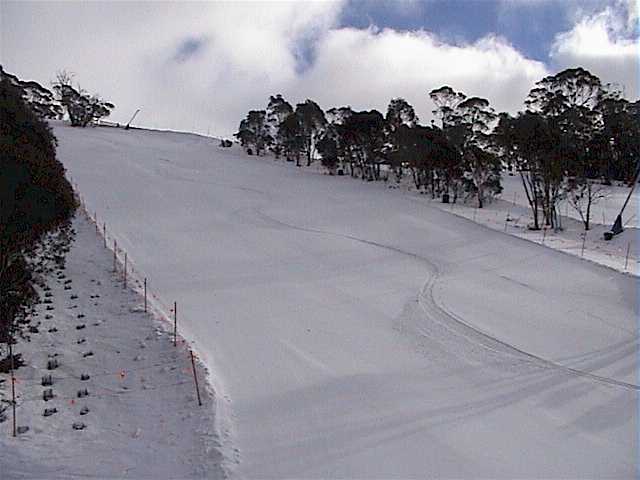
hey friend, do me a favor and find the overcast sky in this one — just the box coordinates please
[1,0,637,137]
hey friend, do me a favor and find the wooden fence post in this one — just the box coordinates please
[113,239,117,272]
[124,253,127,288]
[190,350,202,406]
[144,278,147,313]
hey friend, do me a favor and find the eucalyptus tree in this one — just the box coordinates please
[385,98,419,181]
[278,113,304,165]
[295,99,327,166]
[235,110,271,156]
[52,71,114,127]
[454,96,501,208]
[340,110,387,181]
[525,67,616,229]
[266,94,293,159]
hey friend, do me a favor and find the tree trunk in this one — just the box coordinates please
[306,138,312,166]
[520,171,540,230]
[585,190,592,230]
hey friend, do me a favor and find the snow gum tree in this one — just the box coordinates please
[325,106,354,173]
[235,110,272,156]
[388,125,459,196]
[494,112,567,230]
[266,94,293,159]
[455,97,501,208]
[386,98,419,131]
[595,96,640,184]
[385,98,419,182]
[340,110,386,181]
[278,113,304,166]
[295,100,327,167]
[429,86,501,207]
[525,67,617,229]
[52,71,114,127]
[0,66,62,119]
[429,86,466,128]
[316,133,339,174]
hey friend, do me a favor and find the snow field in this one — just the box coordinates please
[52,123,638,478]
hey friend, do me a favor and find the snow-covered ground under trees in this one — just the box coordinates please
[25,122,638,478]
[0,213,226,479]
[404,181,640,277]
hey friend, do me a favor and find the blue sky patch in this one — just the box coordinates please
[338,0,619,62]
[173,36,208,63]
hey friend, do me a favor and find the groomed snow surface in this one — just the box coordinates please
[6,121,638,478]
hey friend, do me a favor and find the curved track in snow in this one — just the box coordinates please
[254,206,640,392]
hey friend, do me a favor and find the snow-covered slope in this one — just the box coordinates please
[0,214,224,479]
[54,122,638,478]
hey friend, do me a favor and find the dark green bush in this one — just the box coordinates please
[0,73,77,344]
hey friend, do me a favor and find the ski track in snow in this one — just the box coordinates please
[254,206,640,391]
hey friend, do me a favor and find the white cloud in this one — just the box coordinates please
[291,28,548,124]
[12,1,631,138]
[550,3,639,98]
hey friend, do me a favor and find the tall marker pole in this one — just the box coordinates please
[173,302,177,347]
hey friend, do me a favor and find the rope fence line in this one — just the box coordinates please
[74,182,202,394]
[4,178,205,437]
[16,380,192,405]
[11,357,185,387]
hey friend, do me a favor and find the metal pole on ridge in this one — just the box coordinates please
[605,162,640,240]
